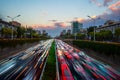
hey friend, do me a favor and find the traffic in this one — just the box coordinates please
[55,39,120,80]
[0,39,120,80]
[0,39,53,80]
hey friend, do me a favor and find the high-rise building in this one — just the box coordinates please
[72,21,83,34]
[35,30,41,35]
[67,29,71,35]
[62,30,66,35]
[60,30,66,36]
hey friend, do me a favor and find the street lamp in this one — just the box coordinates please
[88,16,96,41]
[7,15,21,40]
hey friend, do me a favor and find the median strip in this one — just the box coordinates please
[42,41,56,80]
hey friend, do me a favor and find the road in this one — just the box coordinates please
[56,39,120,80]
[0,39,53,80]
[0,39,120,80]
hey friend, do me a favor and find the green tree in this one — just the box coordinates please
[115,28,120,41]
[100,30,112,41]
[32,30,40,38]
[89,32,94,40]
[1,27,12,38]
[87,26,97,34]
[17,26,25,38]
[76,33,86,40]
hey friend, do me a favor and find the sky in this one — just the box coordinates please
[0,0,120,37]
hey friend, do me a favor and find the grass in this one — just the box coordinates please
[42,41,56,80]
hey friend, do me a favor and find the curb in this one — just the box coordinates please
[55,40,60,80]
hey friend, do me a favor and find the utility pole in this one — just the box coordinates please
[88,16,96,41]
[7,15,21,40]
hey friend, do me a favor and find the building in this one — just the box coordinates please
[96,20,120,34]
[67,29,71,35]
[0,19,21,38]
[62,30,66,35]
[10,21,21,27]
[60,30,66,36]
[0,19,13,38]
[42,30,48,36]
[35,30,41,35]
[42,30,46,35]
[72,21,83,34]
[80,28,87,34]
[9,21,21,31]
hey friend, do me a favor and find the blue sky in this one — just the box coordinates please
[0,0,120,37]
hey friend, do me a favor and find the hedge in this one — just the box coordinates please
[73,40,120,57]
[0,38,41,49]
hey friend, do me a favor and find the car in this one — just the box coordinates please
[61,63,74,80]
[75,48,80,53]
[57,49,63,56]
[68,49,73,53]
[106,66,120,79]
[58,56,66,64]
[63,51,73,60]
[71,52,80,60]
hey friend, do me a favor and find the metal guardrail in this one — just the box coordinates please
[55,41,60,80]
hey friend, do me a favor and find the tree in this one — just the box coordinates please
[17,26,25,38]
[76,33,86,40]
[100,30,112,41]
[26,27,33,38]
[87,26,97,34]
[89,32,94,40]
[115,28,120,41]
[1,27,12,38]
[32,30,40,38]
[115,28,120,36]
[87,26,97,39]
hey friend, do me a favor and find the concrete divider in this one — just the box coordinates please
[55,41,60,80]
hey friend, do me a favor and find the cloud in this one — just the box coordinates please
[72,1,120,28]
[32,21,69,30]
[90,0,114,7]
[54,22,68,28]
[76,18,85,23]
[32,1,120,37]
[108,1,120,11]
[103,0,113,6]
[32,24,55,29]
[32,22,69,37]
[90,0,102,7]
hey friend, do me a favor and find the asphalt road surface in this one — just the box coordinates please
[56,39,120,80]
[0,39,120,80]
[0,39,53,80]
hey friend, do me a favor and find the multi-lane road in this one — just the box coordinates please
[0,39,53,80]
[0,39,120,80]
[56,40,120,80]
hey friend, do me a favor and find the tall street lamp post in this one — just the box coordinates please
[88,16,96,41]
[7,15,21,40]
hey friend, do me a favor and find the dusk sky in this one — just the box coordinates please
[0,0,120,37]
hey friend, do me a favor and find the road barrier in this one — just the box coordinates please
[55,42,60,80]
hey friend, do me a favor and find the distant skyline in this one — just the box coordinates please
[0,0,120,37]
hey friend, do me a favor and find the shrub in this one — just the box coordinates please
[0,38,41,49]
[73,40,120,57]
